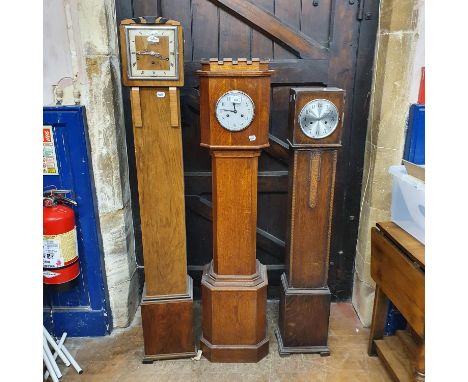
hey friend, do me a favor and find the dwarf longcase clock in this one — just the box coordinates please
[119,17,195,362]
[197,58,273,363]
[275,87,345,356]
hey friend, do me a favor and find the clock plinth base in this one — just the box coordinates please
[200,335,269,363]
[200,261,269,363]
[276,273,331,355]
[141,277,196,362]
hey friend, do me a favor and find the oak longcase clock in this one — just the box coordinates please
[276,87,345,356]
[197,58,273,363]
[119,17,195,362]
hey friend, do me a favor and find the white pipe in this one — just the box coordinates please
[43,338,62,379]
[44,333,67,380]
[43,351,59,382]
[59,343,83,374]
[43,327,70,367]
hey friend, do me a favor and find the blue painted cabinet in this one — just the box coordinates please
[43,106,111,336]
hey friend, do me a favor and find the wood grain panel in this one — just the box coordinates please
[212,151,259,275]
[370,228,425,337]
[219,8,251,59]
[274,0,301,59]
[326,0,363,299]
[279,286,330,348]
[250,0,274,59]
[377,222,425,268]
[207,0,328,59]
[271,86,292,141]
[130,87,143,127]
[133,0,160,17]
[286,150,337,288]
[133,87,188,296]
[192,0,219,60]
[161,0,193,59]
[301,0,333,45]
[141,298,194,356]
[134,35,170,71]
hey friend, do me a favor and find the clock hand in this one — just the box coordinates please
[233,103,237,113]
[221,109,236,112]
[136,50,168,60]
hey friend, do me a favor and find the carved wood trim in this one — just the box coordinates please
[308,152,322,209]
[169,87,180,127]
[130,87,143,128]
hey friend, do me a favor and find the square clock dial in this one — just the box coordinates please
[125,25,178,80]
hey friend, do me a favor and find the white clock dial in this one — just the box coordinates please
[125,25,178,80]
[215,90,255,132]
[298,99,339,139]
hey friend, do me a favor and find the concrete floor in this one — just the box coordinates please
[59,301,391,382]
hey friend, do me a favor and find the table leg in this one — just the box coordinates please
[367,285,389,356]
[413,342,425,381]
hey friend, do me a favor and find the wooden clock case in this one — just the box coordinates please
[119,17,196,362]
[275,87,345,355]
[197,59,273,362]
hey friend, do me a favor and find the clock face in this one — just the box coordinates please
[125,25,178,80]
[215,90,255,132]
[298,99,339,139]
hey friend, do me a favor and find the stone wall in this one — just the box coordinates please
[352,0,424,326]
[43,0,139,327]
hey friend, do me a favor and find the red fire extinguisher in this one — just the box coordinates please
[43,190,80,285]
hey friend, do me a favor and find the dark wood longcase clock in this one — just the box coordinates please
[197,58,273,363]
[276,87,345,355]
[119,17,196,362]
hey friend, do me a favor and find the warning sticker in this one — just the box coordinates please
[43,271,60,279]
[43,239,65,268]
[43,126,59,175]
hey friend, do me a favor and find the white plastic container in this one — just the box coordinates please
[388,165,425,244]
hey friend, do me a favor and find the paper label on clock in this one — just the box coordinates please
[147,34,160,44]
[43,126,59,175]
[156,91,166,98]
[249,135,256,141]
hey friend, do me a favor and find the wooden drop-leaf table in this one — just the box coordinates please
[368,222,425,382]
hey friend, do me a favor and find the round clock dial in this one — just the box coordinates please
[298,99,339,139]
[215,90,255,132]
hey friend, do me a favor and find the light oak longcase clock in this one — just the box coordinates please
[275,87,345,356]
[119,17,195,362]
[197,58,273,363]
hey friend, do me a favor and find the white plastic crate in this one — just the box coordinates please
[389,165,425,244]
